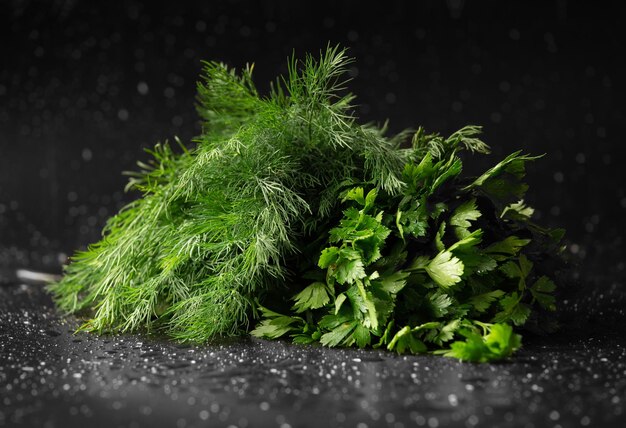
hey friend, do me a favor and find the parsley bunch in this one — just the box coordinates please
[50,46,564,362]
[252,128,565,362]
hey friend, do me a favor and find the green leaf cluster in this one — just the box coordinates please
[442,323,521,363]
[251,88,565,362]
[50,46,564,362]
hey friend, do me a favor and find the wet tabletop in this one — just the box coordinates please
[1,281,625,428]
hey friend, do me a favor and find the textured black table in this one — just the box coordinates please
[1,277,625,428]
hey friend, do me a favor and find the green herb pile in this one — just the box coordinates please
[50,47,565,362]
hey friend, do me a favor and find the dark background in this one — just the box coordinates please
[1,1,624,293]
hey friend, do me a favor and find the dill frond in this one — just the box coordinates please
[50,45,410,342]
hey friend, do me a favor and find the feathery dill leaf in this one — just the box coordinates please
[50,46,408,342]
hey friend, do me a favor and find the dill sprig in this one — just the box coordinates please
[50,46,409,342]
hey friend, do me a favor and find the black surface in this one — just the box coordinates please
[1,2,626,427]
[2,282,625,428]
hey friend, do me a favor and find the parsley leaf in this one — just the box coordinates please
[387,326,427,354]
[443,322,521,362]
[250,307,304,339]
[292,282,331,313]
[530,276,557,311]
[425,251,464,288]
[469,290,505,313]
[493,292,531,326]
[450,198,481,239]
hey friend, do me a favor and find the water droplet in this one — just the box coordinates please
[137,81,149,95]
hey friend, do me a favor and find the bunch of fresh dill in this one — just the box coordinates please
[50,46,564,362]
